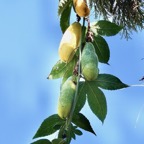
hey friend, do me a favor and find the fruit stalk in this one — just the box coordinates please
[66,18,86,130]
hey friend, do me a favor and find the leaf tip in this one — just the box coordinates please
[101,120,105,125]
[48,75,53,79]
[124,84,130,88]
[120,83,129,89]
[32,135,36,139]
[106,62,110,66]
[92,130,97,136]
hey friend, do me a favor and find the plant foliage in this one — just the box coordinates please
[32,1,133,144]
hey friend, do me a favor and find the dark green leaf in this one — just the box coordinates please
[93,35,110,64]
[74,82,86,113]
[31,139,51,144]
[69,124,76,140]
[86,82,107,123]
[33,114,65,139]
[60,3,72,33]
[58,125,67,139]
[66,125,77,140]
[71,131,76,140]
[53,124,62,131]
[95,74,129,90]
[48,60,67,79]
[58,124,74,143]
[91,20,123,36]
[72,113,96,135]
[58,0,72,16]
[52,138,66,144]
[74,129,83,136]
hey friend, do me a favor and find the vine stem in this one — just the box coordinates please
[66,18,86,130]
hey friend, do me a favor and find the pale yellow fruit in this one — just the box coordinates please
[73,0,90,17]
[58,77,76,119]
[59,22,81,63]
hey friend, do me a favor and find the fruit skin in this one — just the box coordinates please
[59,22,81,63]
[73,0,90,17]
[81,42,99,81]
[58,77,76,119]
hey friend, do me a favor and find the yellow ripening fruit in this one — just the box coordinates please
[59,22,81,63]
[81,42,99,81]
[58,77,76,119]
[73,0,90,17]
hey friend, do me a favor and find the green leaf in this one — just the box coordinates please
[74,129,83,136]
[52,138,66,144]
[58,0,72,16]
[31,139,51,144]
[33,114,65,139]
[48,60,67,79]
[72,113,96,135]
[93,35,110,64]
[58,125,67,139]
[62,57,77,85]
[95,74,129,90]
[91,20,123,36]
[74,82,86,113]
[71,131,76,140]
[58,124,74,143]
[48,57,77,80]
[70,124,76,140]
[86,82,107,123]
[53,124,62,131]
[60,3,72,33]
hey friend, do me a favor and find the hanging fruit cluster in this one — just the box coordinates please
[32,1,128,144]
[57,0,100,120]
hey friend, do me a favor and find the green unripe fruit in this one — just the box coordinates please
[58,77,76,119]
[81,42,99,81]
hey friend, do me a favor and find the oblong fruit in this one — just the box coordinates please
[59,22,81,63]
[81,42,99,81]
[73,0,90,17]
[58,77,76,119]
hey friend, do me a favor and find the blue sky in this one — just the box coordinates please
[0,1,144,144]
